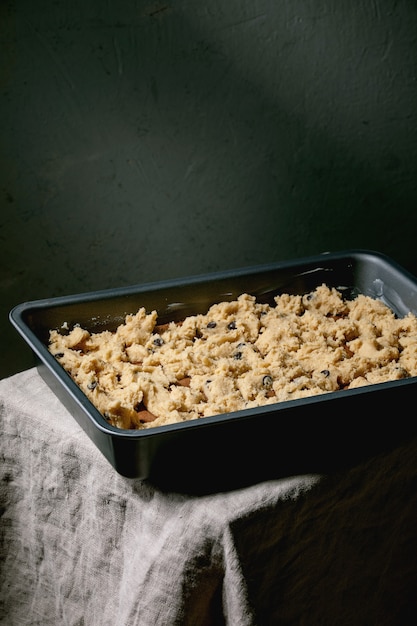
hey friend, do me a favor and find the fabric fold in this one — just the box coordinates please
[0,368,316,626]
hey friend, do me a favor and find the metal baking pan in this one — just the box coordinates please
[9,249,417,493]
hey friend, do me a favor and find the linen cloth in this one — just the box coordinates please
[1,368,417,625]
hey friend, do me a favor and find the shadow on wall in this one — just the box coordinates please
[1,0,417,378]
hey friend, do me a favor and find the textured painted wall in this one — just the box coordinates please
[1,0,417,377]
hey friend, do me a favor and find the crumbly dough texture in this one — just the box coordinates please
[48,284,417,430]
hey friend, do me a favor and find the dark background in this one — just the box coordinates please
[1,0,417,379]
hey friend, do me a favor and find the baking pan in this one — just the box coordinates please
[9,249,417,493]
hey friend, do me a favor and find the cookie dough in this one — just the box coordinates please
[48,284,417,430]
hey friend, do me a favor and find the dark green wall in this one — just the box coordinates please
[1,0,417,378]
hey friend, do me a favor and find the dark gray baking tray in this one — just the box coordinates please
[9,249,417,493]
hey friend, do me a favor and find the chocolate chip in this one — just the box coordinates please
[233,351,242,360]
[321,369,330,377]
[133,402,159,422]
[153,337,164,346]
[227,321,236,330]
[207,321,217,328]
[54,352,64,359]
[137,409,158,423]
[177,377,191,387]
[87,381,98,390]
[262,375,273,389]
